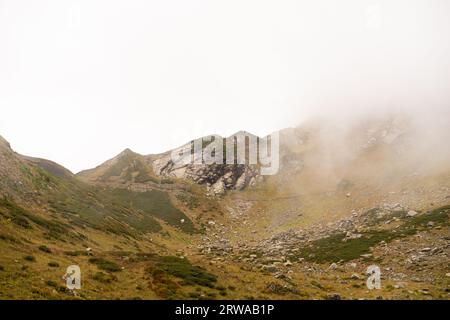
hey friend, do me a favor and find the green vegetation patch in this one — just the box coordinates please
[99,152,154,184]
[64,250,89,257]
[102,189,196,234]
[24,255,36,262]
[176,193,199,210]
[49,184,163,236]
[0,197,77,241]
[0,233,20,243]
[407,205,450,227]
[296,205,449,263]
[92,272,118,283]
[150,256,217,288]
[361,207,407,226]
[39,245,52,253]
[89,258,122,272]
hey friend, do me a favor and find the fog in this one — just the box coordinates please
[284,105,450,195]
[0,0,449,172]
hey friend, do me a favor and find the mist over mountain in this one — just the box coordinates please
[1,0,449,302]
[1,110,449,299]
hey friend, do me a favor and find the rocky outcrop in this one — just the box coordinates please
[151,132,263,195]
[76,131,265,195]
[153,155,261,196]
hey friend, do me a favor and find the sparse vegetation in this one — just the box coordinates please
[0,197,75,240]
[176,193,199,210]
[188,291,201,299]
[89,258,122,272]
[265,282,299,296]
[101,188,196,233]
[149,256,217,288]
[295,205,450,263]
[39,245,52,253]
[24,255,36,262]
[0,234,19,243]
[0,197,33,229]
[64,250,88,257]
[92,272,118,283]
[48,262,60,268]
[0,127,449,301]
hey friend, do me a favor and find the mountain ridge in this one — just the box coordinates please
[1,113,449,300]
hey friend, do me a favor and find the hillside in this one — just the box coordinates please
[0,114,449,300]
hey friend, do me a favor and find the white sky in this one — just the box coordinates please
[1,0,449,173]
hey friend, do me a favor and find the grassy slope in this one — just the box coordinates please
[0,154,211,299]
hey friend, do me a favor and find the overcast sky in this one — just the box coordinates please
[0,0,449,173]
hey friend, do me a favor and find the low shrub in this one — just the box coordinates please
[46,280,58,288]
[89,258,122,272]
[152,256,217,288]
[64,250,88,257]
[92,272,118,283]
[39,245,52,253]
[24,255,36,262]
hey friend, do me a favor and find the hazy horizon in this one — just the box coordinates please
[1,0,449,173]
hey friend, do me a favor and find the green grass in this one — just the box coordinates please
[407,205,450,226]
[19,158,168,237]
[89,258,122,272]
[48,184,163,236]
[0,197,33,229]
[0,233,20,243]
[176,193,199,210]
[92,272,118,283]
[24,255,36,262]
[150,256,217,288]
[64,250,89,257]
[50,185,195,236]
[0,197,79,241]
[46,280,58,288]
[39,245,52,253]
[101,189,196,234]
[99,151,139,180]
[2,157,195,243]
[99,151,154,183]
[361,207,407,226]
[295,205,449,263]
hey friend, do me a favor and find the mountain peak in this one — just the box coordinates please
[117,148,138,157]
[230,130,252,137]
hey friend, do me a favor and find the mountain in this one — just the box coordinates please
[0,114,449,300]
[77,148,157,184]
[78,131,263,196]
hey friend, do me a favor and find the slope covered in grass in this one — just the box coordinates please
[101,189,196,234]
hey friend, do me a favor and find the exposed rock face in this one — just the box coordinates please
[152,153,261,196]
[78,113,450,199]
[76,131,265,195]
[151,132,263,195]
